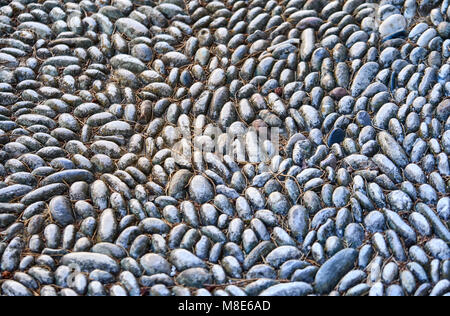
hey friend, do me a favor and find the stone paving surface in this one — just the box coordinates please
[0,0,449,296]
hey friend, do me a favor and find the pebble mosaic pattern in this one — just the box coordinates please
[0,0,449,296]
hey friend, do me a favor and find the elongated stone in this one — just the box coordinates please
[61,253,120,274]
[41,170,95,186]
[0,185,33,203]
[260,282,313,296]
[314,249,358,294]
[351,62,379,97]
[115,18,149,39]
[377,132,409,168]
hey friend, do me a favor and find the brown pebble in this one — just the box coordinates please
[274,87,283,96]
[252,119,268,132]
[329,87,349,100]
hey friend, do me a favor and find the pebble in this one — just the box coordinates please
[259,282,313,296]
[327,128,345,147]
[61,253,120,274]
[379,14,407,39]
[48,196,74,227]
[115,18,149,39]
[189,175,214,204]
[314,249,359,294]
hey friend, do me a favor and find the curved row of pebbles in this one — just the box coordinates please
[0,0,449,296]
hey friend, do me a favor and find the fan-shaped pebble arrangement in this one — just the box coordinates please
[0,0,449,297]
